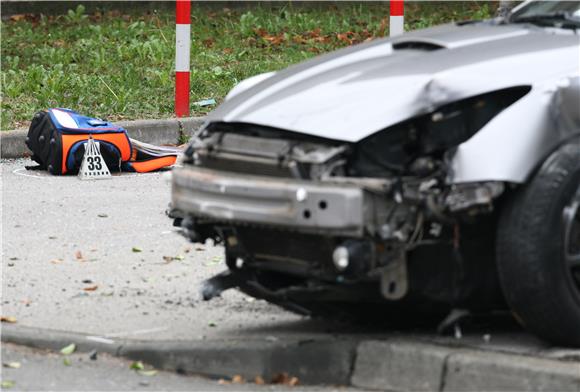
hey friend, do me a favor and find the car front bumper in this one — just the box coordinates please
[171,166,377,237]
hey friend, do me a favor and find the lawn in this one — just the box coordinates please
[1,2,496,131]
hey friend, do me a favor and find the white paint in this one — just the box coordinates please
[390,15,404,37]
[52,109,79,129]
[12,168,48,179]
[175,24,191,72]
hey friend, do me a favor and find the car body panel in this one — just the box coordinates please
[209,23,579,183]
[210,24,578,142]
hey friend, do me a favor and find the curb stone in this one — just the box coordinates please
[0,116,206,159]
[2,325,579,390]
[119,338,357,384]
[443,350,580,392]
[351,340,451,391]
[351,339,580,392]
[1,325,355,385]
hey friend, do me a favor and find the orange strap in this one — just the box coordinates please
[129,156,177,173]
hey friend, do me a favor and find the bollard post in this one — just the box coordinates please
[175,0,191,117]
[390,0,404,37]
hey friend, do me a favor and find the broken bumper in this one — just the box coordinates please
[171,166,368,237]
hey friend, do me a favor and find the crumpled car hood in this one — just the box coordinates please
[209,23,579,143]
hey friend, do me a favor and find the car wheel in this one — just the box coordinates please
[497,139,580,347]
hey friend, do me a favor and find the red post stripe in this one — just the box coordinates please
[390,0,404,16]
[176,0,191,24]
[175,71,190,117]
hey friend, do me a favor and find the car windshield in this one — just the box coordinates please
[510,1,580,29]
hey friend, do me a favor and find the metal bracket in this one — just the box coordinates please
[200,270,246,301]
[379,252,409,300]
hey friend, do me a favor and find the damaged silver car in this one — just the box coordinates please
[170,0,580,346]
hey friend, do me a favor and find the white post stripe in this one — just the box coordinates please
[175,24,191,72]
[390,15,404,37]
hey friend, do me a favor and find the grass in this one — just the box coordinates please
[0,2,496,131]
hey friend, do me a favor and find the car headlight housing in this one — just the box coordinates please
[351,86,531,177]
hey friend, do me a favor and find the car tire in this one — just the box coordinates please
[496,139,580,347]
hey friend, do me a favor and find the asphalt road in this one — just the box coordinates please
[0,343,360,391]
[2,158,306,342]
[0,158,573,356]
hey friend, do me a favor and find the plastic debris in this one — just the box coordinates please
[192,99,216,107]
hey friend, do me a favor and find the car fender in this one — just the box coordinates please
[451,76,580,184]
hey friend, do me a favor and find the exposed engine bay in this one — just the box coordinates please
[170,88,525,313]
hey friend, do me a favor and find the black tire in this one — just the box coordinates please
[497,139,580,347]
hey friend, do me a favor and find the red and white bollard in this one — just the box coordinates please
[175,0,191,117]
[390,0,404,37]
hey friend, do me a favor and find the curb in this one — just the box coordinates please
[1,325,355,385]
[3,325,579,390]
[0,117,206,159]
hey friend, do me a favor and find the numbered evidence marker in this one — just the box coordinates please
[79,136,112,180]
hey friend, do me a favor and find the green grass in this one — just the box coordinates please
[1,2,495,130]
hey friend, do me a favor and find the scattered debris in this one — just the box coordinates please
[130,361,145,371]
[437,309,470,335]
[83,285,98,291]
[60,343,76,355]
[9,257,18,261]
[88,349,98,361]
[63,357,72,366]
[454,324,463,340]
[192,98,216,107]
[1,316,17,323]
[132,247,143,253]
[1,380,15,389]
[130,361,158,376]
[7,263,14,267]
[271,372,299,386]
[208,321,217,327]
[50,259,64,264]
[97,213,108,218]
[82,279,93,284]
[75,251,84,260]
[139,370,158,377]
[254,376,265,385]
[231,375,244,384]
[2,362,21,369]
[204,256,222,266]
[162,255,185,263]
